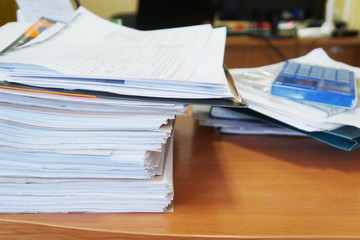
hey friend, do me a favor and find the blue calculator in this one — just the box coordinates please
[271,61,358,108]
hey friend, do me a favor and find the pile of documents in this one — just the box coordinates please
[194,48,360,151]
[193,105,303,136]
[0,7,236,212]
[0,7,235,101]
[0,87,186,212]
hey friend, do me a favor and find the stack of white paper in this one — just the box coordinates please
[0,6,237,212]
[0,5,235,212]
[0,86,186,212]
[0,141,175,212]
[0,7,233,100]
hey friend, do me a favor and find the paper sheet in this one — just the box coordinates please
[1,7,211,81]
[0,22,31,52]
[0,7,232,100]
[0,134,174,212]
[15,0,75,23]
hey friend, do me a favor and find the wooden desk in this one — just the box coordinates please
[0,114,359,239]
[224,36,360,68]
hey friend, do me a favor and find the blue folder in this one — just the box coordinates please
[228,108,360,151]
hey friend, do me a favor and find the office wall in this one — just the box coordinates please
[334,0,360,30]
[0,0,137,26]
[0,0,17,26]
[80,0,137,18]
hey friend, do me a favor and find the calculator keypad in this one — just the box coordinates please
[271,61,357,108]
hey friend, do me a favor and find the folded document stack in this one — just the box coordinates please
[194,49,360,151]
[0,7,236,212]
[0,86,188,212]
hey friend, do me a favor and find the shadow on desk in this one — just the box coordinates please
[174,116,237,211]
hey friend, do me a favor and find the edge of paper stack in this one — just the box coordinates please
[0,84,188,213]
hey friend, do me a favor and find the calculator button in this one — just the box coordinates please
[323,68,336,82]
[282,62,299,77]
[297,64,311,79]
[337,70,351,83]
[309,66,323,82]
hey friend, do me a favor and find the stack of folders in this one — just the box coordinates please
[193,105,303,136]
[194,48,360,151]
[0,8,244,212]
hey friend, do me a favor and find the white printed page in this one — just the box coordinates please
[0,22,31,52]
[0,7,219,83]
[15,0,75,23]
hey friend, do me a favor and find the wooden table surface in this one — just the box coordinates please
[0,114,359,240]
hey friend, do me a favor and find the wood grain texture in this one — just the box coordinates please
[0,115,359,239]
